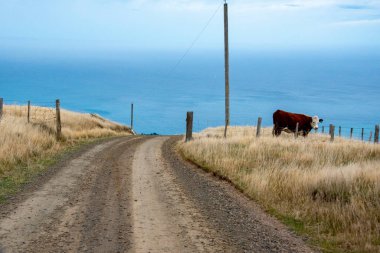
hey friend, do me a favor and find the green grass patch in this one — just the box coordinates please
[266,207,344,253]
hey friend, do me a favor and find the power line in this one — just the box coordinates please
[166,1,224,78]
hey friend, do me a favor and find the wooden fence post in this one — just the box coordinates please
[186,112,193,142]
[27,101,31,123]
[322,126,324,134]
[361,128,364,141]
[330,124,335,142]
[295,122,299,139]
[130,103,134,130]
[256,117,262,138]
[339,126,341,137]
[0,97,3,120]
[369,131,373,142]
[56,99,62,141]
[350,128,353,139]
[375,125,379,144]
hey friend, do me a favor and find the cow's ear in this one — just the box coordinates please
[319,119,324,123]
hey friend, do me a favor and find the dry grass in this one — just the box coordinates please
[0,105,132,177]
[179,126,380,253]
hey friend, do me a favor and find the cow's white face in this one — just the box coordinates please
[311,116,321,129]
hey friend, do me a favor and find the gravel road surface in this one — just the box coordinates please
[0,136,315,253]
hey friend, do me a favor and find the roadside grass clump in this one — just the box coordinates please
[178,126,380,253]
[0,105,132,201]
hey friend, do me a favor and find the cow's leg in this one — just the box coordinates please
[274,127,282,137]
[273,124,282,137]
[273,125,279,137]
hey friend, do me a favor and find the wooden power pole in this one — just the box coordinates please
[223,0,230,138]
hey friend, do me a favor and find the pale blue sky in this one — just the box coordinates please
[1,0,380,54]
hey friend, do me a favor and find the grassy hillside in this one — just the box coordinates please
[178,126,380,253]
[0,105,132,201]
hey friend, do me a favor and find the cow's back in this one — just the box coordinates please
[273,110,289,125]
[273,110,311,129]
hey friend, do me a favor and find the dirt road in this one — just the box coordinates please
[0,136,315,253]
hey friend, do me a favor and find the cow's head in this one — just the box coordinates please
[311,116,323,129]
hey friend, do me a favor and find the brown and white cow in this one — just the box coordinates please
[272,110,323,137]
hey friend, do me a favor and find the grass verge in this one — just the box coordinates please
[0,105,132,203]
[178,126,380,253]
[0,137,111,203]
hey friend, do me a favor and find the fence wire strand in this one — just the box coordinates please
[2,100,56,126]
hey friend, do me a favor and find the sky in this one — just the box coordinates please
[0,0,380,54]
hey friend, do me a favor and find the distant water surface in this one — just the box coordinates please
[0,50,379,137]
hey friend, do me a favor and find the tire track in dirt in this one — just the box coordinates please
[0,136,144,253]
[162,136,316,253]
[131,137,233,252]
[0,135,316,253]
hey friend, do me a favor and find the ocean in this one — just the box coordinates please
[1,50,379,137]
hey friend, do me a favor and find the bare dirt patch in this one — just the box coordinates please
[163,136,316,253]
[0,136,143,253]
[0,135,316,253]
[132,137,232,252]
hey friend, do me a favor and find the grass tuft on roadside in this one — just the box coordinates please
[0,105,132,202]
[178,126,380,253]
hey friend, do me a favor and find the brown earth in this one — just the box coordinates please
[0,136,316,253]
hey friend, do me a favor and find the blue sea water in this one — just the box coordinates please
[0,50,379,136]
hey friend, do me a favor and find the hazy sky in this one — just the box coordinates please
[1,0,380,53]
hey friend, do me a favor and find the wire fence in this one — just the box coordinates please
[318,124,379,142]
[2,100,57,125]
[1,98,378,143]
[187,113,379,143]
[0,98,62,140]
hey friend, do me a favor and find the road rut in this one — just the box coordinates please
[132,137,230,252]
[0,136,315,253]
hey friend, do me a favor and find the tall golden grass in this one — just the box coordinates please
[179,126,380,253]
[0,105,132,176]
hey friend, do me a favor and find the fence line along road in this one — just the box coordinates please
[186,113,379,144]
[0,97,62,141]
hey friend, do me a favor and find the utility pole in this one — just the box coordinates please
[223,0,230,138]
